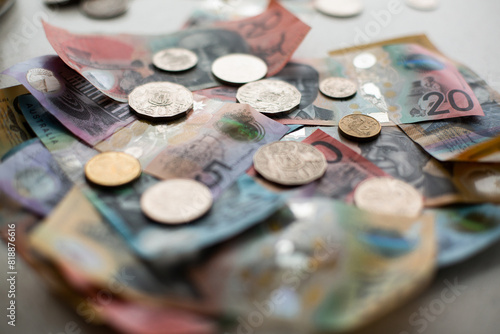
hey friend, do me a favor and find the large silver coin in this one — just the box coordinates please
[26,68,61,93]
[405,0,439,11]
[128,82,193,120]
[354,177,424,218]
[320,77,357,99]
[140,179,213,224]
[152,48,198,72]
[236,79,301,114]
[314,0,363,17]
[211,53,268,85]
[253,141,327,186]
[80,0,128,19]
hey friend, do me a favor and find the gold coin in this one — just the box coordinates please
[354,177,423,218]
[253,141,327,186]
[338,114,381,142]
[319,77,357,99]
[140,179,213,224]
[85,152,141,187]
[152,48,198,72]
[211,53,268,85]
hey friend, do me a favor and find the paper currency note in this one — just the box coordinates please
[42,0,310,102]
[0,139,72,216]
[0,85,34,158]
[3,55,136,145]
[17,94,98,184]
[83,173,285,271]
[144,102,289,197]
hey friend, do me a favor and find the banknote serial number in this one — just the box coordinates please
[6,223,17,327]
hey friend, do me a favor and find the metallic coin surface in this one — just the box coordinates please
[319,77,357,99]
[253,141,327,186]
[80,0,128,19]
[85,152,141,187]
[128,82,193,120]
[26,68,61,93]
[353,53,377,69]
[338,114,381,141]
[236,79,301,114]
[211,53,268,85]
[314,0,363,17]
[405,0,439,11]
[354,177,423,218]
[140,179,213,224]
[152,48,198,72]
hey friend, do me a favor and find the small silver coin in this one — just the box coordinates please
[152,48,198,72]
[236,79,301,114]
[140,179,213,224]
[353,53,377,69]
[80,0,128,19]
[211,53,268,85]
[128,82,193,120]
[26,68,61,93]
[314,0,363,17]
[320,77,357,99]
[253,141,327,186]
[405,0,439,11]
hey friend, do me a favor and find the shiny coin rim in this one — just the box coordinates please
[211,53,268,85]
[354,177,424,218]
[338,114,382,142]
[128,81,193,120]
[140,179,213,224]
[152,48,198,72]
[84,151,142,187]
[236,79,302,114]
[253,141,328,186]
[319,77,358,99]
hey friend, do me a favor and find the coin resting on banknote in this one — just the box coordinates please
[152,48,198,72]
[85,151,142,187]
[319,77,358,99]
[236,79,301,114]
[128,82,193,120]
[211,53,268,85]
[354,177,424,218]
[253,141,327,186]
[338,114,381,142]
[140,179,213,224]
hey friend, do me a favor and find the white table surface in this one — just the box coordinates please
[1,1,500,333]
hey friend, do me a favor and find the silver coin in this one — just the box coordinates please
[128,82,193,120]
[354,177,424,218]
[320,77,357,99]
[405,0,439,11]
[253,141,327,186]
[353,53,377,69]
[140,179,213,224]
[236,79,301,114]
[211,53,268,85]
[314,0,363,17]
[26,68,61,93]
[152,48,198,72]
[80,0,128,19]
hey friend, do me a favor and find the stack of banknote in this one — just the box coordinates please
[2,1,500,333]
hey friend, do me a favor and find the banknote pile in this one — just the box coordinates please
[2,1,500,333]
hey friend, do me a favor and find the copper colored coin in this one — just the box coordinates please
[253,141,327,186]
[85,152,141,187]
[211,53,268,85]
[338,114,381,142]
[319,77,357,99]
[152,48,198,72]
[128,82,193,120]
[140,179,213,224]
[354,177,423,218]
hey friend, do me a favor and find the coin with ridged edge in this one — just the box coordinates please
[236,79,301,114]
[338,114,381,142]
[128,82,193,120]
[80,0,128,19]
[85,152,142,187]
[320,77,357,99]
[354,177,424,218]
[152,48,198,72]
[253,141,327,186]
[140,179,213,224]
[211,53,268,85]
